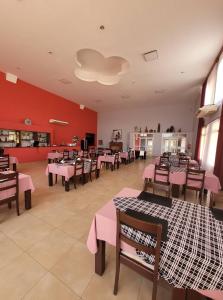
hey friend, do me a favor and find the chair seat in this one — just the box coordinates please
[197,290,223,300]
[121,250,154,270]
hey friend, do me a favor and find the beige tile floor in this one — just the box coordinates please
[0,158,222,300]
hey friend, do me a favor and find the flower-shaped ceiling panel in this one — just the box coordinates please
[74,49,129,85]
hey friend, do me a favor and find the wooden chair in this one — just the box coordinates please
[159,156,169,165]
[184,169,205,203]
[179,157,189,168]
[153,165,170,197]
[114,209,162,300]
[0,154,10,171]
[63,150,69,160]
[73,160,84,189]
[89,158,98,181]
[113,153,120,170]
[0,172,19,216]
[82,150,89,158]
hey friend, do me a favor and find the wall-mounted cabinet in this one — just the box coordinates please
[0,129,50,148]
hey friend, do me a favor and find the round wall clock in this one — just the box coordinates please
[24,118,32,125]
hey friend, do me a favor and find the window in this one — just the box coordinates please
[201,119,220,171]
[199,127,206,161]
[204,65,217,105]
[215,54,223,104]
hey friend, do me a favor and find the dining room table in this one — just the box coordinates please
[87,187,223,300]
[0,170,35,209]
[97,154,121,171]
[143,163,221,198]
[46,159,98,191]
[154,155,198,166]
[47,150,83,163]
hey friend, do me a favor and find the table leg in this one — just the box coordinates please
[143,178,148,191]
[48,159,51,164]
[48,172,53,186]
[24,190,32,209]
[12,163,17,171]
[172,184,180,198]
[96,169,100,178]
[95,240,106,276]
[65,180,70,192]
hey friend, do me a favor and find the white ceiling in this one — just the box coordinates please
[0,0,223,112]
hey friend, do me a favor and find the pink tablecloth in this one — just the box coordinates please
[46,164,76,181]
[9,157,19,164]
[97,155,121,168]
[154,156,197,166]
[0,172,35,201]
[87,187,140,254]
[47,152,63,160]
[143,164,221,194]
[120,152,129,160]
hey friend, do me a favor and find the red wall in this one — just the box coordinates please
[0,71,97,162]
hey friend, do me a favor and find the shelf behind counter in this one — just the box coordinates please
[4,146,80,163]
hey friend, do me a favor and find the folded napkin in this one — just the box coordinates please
[125,209,168,241]
[137,191,172,208]
[211,208,223,221]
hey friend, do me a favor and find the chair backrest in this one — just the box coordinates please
[114,153,119,163]
[63,150,69,159]
[90,158,97,172]
[0,154,10,171]
[0,172,19,202]
[162,152,169,157]
[159,156,169,165]
[186,168,205,190]
[179,157,189,168]
[74,160,84,176]
[116,209,162,279]
[154,164,170,184]
[82,150,89,158]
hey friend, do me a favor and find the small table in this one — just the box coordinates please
[46,160,97,191]
[0,171,34,209]
[87,187,223,300]
[143,164,221,198]
[97,155,121,171]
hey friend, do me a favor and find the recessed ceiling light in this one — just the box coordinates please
[143,50,158,62]
[99,25,105,30]
[58,78,72,84]
[48,50,53,55]
[154,89,166,94]
[180,71,185,74]
[16,67,21,70]
[121,95,130,99]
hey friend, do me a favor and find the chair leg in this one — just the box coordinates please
[89,172,92,182]
[113,255,120,295]
[184,188,186,201]
[55,174,58,184]
[152,281,158,300]
[74,176,77,189]
[8,202,12,209]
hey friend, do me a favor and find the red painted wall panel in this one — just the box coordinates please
[0,71,97,162]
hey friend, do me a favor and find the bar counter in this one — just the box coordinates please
[4,146,79,163]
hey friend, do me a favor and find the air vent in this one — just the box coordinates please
[6,72,17,84]
[143,50,158,62]
[58,78,72,84]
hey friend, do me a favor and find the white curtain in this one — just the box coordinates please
[204,64,217,105]
[215,53,223,104]
[201,119,220,171]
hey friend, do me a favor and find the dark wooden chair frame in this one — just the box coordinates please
[0,172,19,216]
[184,169,205,203]
[0,154,10,171]
[153,165,170,197]
[73,160,84,189]
[114,209,162,300]
[89,158,98,181]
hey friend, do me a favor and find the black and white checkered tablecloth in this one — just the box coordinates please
[170,166,186,173]
[113,197,223,289]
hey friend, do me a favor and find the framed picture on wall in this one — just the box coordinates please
[112,129,122,140]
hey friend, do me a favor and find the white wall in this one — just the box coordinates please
[98,101,198,154]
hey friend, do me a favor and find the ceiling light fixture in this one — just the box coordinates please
[48,50,53,55]
[99,25,105,30]
[154,89,166,94]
